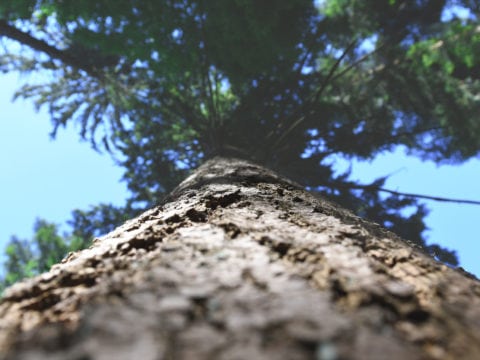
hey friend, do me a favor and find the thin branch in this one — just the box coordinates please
[350,183,480,205]
[197,0,218,132]
[329,40,390,83]
[313,38,358,104]
[270,30,415,155]
[206,67,217,124]
[271,39,357,151]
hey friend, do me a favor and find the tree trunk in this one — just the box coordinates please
[1,157,479,360]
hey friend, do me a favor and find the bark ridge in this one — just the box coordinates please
[0,157,479,359]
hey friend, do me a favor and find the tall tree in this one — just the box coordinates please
[0,2,479,269]
[0,158,479,359]
[1,3,480,356]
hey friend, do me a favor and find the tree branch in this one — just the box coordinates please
[0,19,96,76]
[313,39,358,104]
[271,39,357,151]
[347,183,480,205]
[330,39,390,83]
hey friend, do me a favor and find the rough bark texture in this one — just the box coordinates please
[1,157,479,360]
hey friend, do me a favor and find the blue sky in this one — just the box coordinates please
[1,72,479,278]
[0,73,128,238]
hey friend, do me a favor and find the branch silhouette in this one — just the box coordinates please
[350,183,480,205]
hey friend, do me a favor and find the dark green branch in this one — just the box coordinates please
[0,19,97,76]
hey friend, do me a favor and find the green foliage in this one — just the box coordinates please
[0,204,143,292]
[1,0,479,283]
[0,219,86,292]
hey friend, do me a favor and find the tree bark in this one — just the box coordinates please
[1,157,479,360]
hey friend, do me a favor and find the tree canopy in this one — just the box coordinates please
[1,0,479,283]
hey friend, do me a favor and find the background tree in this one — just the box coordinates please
[1,0,479,283]
[0,219,83,292]
[0,206,141,291]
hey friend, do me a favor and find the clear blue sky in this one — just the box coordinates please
[1,72,479,278]
[0,73,128,238]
